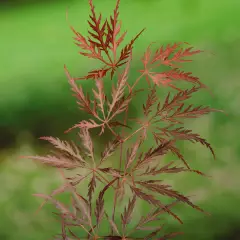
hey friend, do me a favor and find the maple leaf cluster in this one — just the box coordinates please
[22,0,223,239]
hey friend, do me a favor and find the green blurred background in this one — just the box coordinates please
[1,0,240,239]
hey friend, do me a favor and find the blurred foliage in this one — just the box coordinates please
[0,0,240,239]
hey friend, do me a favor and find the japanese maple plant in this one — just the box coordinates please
[23,0,223,239]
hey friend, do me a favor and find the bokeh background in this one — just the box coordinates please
[1,0,240,239]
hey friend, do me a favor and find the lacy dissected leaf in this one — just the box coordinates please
[76,68,109,81]
[133,140,173,171]
[68,0,144,81]
[139,161,185,176]
[34,194,91,236]
[125,139,144,170]
[170,104,221,121]
[149,73,173,89]
[100,135,122,164]
[64,65,98,117]
[35,183,73,214]
[136,200,180,229]
[116,28,145,67]
[130,186,182,224]
[95,178,118,227]
[39,136,86,165]
[88,0,108,52]
[107,53,132,117]
[88,173,97,206]
[106,0,127,57]
[158,86,200,114]
[141,42,154,71]
[171,45,203,63]
[140,42,204,90]
[136,180,205,214]
[109,94,133,121]
[150,42,202,66]
[169,143,191,169]
[152,91,221,127]
[151,42,182,65]
[92,78,106,118]
[157,125,216,158]
[149,140,173,158]
[34,194,70,215]
[78,128,94,159]
[65,119,101,134]
[95,196,104,229]
[149,68,207,91]
[153,98,195,125]
[54,215,80,240]
[108,120,132,129]
[162,68,207,88]
[143,85,158,117]
[25,1,223,239]
[69,174,90,187]
[152,135,191,169]
[70,23,100,60]
[22,155,79,169]
[99,167,123,178]
[121,195,137,233]
[71,189,92,227]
